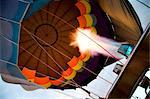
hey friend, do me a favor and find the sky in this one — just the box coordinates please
[0,0,150,99]
[0,58,126,99]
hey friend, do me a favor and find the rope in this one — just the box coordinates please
[22,27,113,84]
[23,27,72,60]
[27,29,65,71]
[0,60,82,99]
[41,9,124,66]
[0,33,102,98]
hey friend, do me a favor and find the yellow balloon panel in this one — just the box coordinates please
[84,14,93,27]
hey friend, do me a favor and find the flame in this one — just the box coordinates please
[70,28,124,59]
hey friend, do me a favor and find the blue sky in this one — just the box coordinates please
[0,75,91,99]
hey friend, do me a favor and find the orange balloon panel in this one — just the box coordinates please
[34,76,50,85]
[68,56,83,71]
[67,56,79,68]
[80,0,91,14]
[50,77,65,86]
[77,14,95,28]
[18,0,103,89]
[62,67,76,80]
[18,0,81,88]
[75,2,86,15]
[77,15,87,28]
[62,67,73,77]
[22,67,36,80]
[76,0,91,14]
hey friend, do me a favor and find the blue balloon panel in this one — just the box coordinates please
[0,0,31,80]
[0,0,29,22]
[24,0,52,19]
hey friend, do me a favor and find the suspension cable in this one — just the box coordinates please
[0,33,102,98]
[41,9,124,65]
[22,27,113,84]
[0,59,84,99]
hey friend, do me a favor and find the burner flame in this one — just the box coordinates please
[70,28,124,59]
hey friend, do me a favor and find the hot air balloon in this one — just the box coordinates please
[17,0,115,89]
[1,0,149,98]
